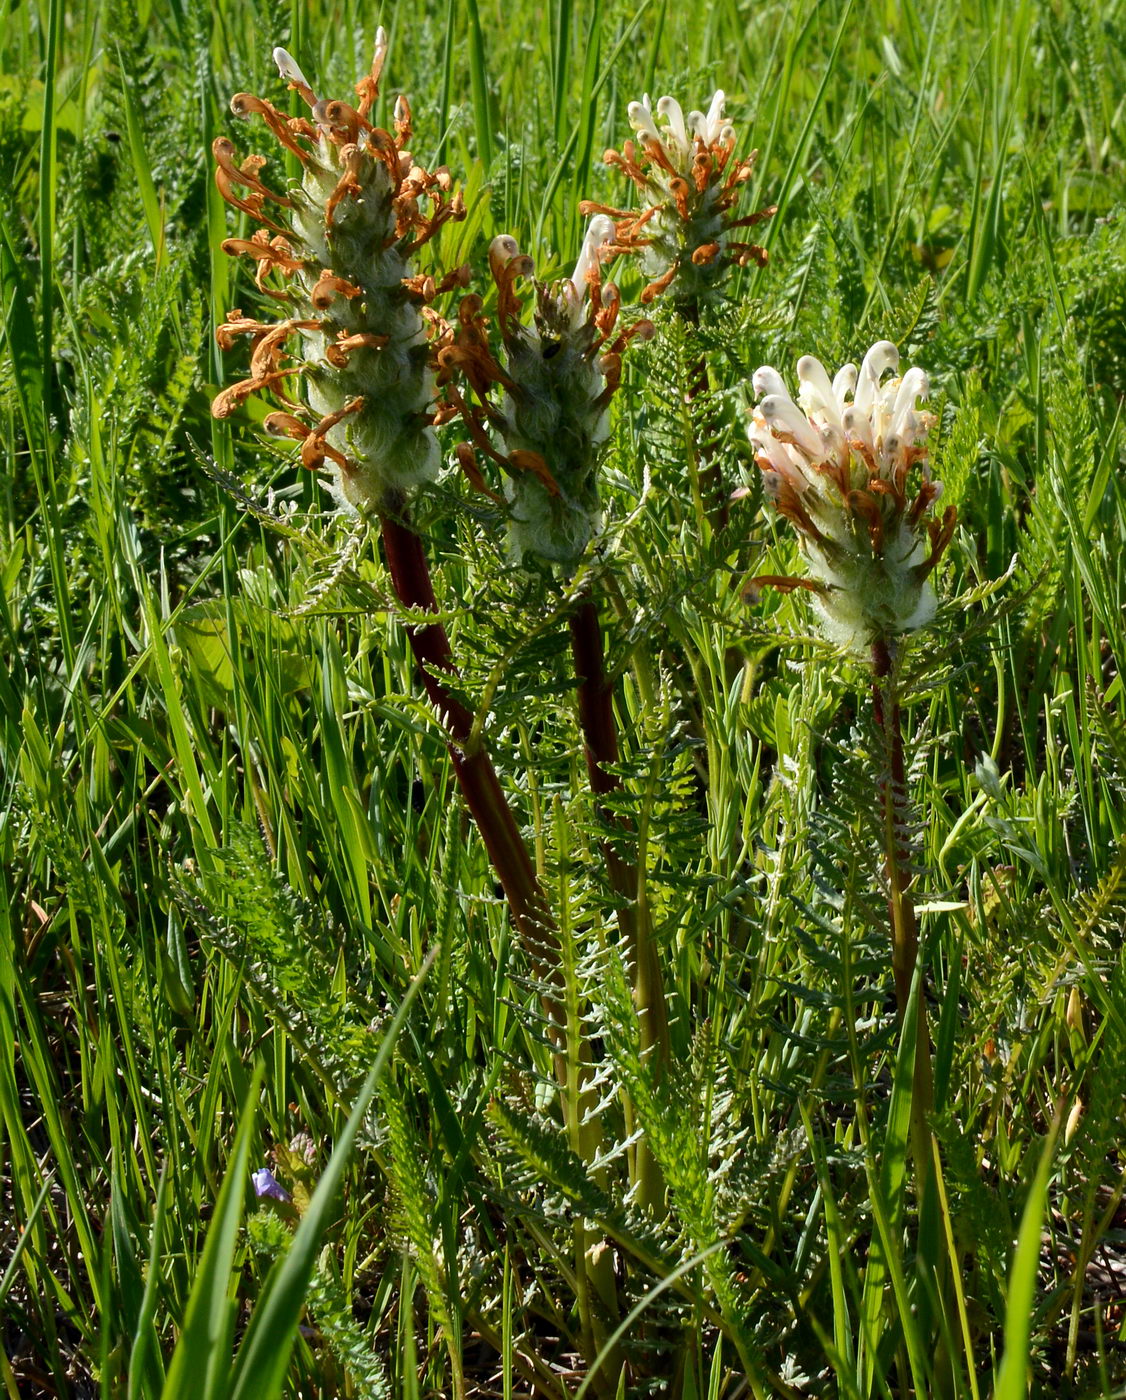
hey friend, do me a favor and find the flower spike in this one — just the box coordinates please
[591,88,776,308]
[445,219,653,566]
[749,343,956,652]
[211,35,466,512]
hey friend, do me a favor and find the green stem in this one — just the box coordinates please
[679,297,729,533]
[871,637,933,1194]
[569,593,669,1213]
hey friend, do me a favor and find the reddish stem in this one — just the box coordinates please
[379,509,563,1016]
[569,597,622,802]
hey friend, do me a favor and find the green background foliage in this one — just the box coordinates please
[2,0,1125,1393]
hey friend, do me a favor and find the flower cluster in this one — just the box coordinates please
[749,340,957,652]
[211,34,466,512]
[437,217,654,566]
[584,90,776,307]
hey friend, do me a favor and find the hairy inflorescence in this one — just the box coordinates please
[584,89,777,309]
[438,217,654,566]
[748,340,957,652]
[210,34,467,512]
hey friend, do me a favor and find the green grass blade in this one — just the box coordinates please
[116,46,166,269]
[127,1167,170,1400]
[859,959,920,1394]
[226,950,435,1400]
[464,0,493,168]
[0,1173,52,1308]
[0,206,44,434]
[37,0,61,426]
[574,1242,726,1400]
[161,1065,264,1400]
[993,1113,1062,1400]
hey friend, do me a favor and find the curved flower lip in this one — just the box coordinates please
[752,342,935,485]
[688,90,733,147]
[562,214,617,325]
[628,90,732,170]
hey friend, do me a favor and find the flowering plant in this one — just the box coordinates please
[584,89,775,307]
[438,216,653,565]
[749,340,957,652]
[210,33,466,512]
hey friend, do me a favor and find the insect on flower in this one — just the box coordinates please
[210,33,467,513]
[748,340,957,653]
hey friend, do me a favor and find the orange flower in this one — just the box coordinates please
[210,31,467,512]
[586,89,776,308]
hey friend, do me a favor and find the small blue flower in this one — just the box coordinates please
[252,1166,291,1202]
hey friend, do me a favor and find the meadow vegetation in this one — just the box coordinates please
[2,0,1126,1395]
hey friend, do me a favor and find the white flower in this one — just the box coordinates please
[272,47,313,94]
[689,90,735,148]
[563,214,616,326]
[751,341,935,492]
[749,342,955,652]
[628,90,731,175]
[372,26,389,74]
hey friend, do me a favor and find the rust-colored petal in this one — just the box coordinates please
[263,411,311,442]
[729,240,769,269]
[508,449,561,497]
[691,242,722,266]
[745,574,823,599]
[727,204,778,230]
[299,396,365,471]
[229,93,313,164]
[211,137,292,234]
[453,443,504,503]
[640,262,678,304]
[324,144,365,228]
[310,269,364,309]
[324,332,389,368]
[211,367,301,420]
[846,489,885,553]
[918,505,957,578]
[578,199,634,220]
